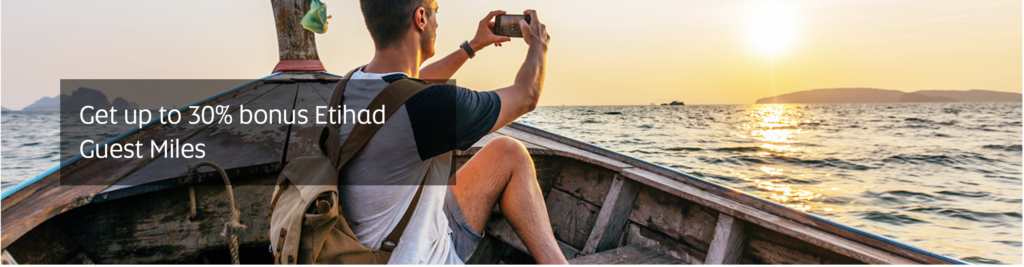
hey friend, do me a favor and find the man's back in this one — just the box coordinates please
[335,69,501,264]
[344,0,554,262]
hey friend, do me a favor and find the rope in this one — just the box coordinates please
[189,161,247,265]
[188,186,197,221]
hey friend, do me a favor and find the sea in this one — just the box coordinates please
[2,102,1022,264]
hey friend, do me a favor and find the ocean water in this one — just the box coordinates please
[2,103,1021,264]
[516,102,1021,264]
[2,111,61,191]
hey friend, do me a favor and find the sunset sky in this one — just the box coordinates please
[1,0,1020,109]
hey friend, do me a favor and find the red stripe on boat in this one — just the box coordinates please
[272,60,326,73]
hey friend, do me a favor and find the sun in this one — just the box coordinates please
[744,2,798,58]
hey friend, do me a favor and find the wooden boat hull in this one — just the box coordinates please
[0,75,965,264]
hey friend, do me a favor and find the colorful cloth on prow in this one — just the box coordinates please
[302,0,330,34]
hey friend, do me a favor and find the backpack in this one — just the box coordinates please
[268,67,432,264]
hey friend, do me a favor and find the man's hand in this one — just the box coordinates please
[469,10,513,52]
[519,10,550,49]
[488,9,550,135]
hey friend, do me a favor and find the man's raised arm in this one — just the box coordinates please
[490,10,550,134]
[419,11,512,80]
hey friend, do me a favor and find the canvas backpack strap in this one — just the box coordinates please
[331,78,432,170]
[379,172,428,253]
[328,66,362,111]
[318,67,362,163]
[320,73,433,253]
[268,178,290,211]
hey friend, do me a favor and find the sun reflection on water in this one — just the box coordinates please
[760,143,800,152]
[744,104,832,213]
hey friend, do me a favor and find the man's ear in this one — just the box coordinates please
[414,7,428,32]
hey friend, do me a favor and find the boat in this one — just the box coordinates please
[0,1,966,265]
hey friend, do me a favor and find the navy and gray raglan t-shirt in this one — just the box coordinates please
[384,73,501,160]
[334,69,500,264]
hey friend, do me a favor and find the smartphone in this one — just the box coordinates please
[494,14,532,38]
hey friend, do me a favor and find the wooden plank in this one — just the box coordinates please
[4,218,81,264]
[552,161,617,206]
[620,168,916,264]
[530,155,566,199]
[485,217,584,260]
[746,238,821,264]
[1,250,15,265]
[284,82,329,161]
[743,223,860,264]
[310,81,337,103]
[628,184,718,251]
[705,214,746,264]
[115,83,298,186]
[1,83,280,250]
[582,175,639,254]
[67,252,95,264]
[63,173,277,263]
[496,127,631,171]
[545,189,601,249]
[569,245,684,264]
[0,183,105,250]
[622,223,704,264]
[507,123,948,264]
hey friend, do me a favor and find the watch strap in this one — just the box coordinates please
[460,41,475,59]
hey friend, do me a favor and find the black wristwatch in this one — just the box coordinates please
[460,41,475,59]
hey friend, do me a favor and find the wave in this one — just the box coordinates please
[906,207,1022,223]
[714,146,764,152]
[883,190,934,198]
[860,211,927,226]
[962,256,1004,265]
[664,147,702,151]
[629,149,657,155]
[936,190,990,198]
[729,155,877,171]
[982,144,1022,151]
[882,154,958,165]
[862,190,938,205]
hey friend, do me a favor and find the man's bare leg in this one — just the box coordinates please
[450,136,568,264]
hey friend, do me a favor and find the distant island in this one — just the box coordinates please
[22,96,62,111]
[755,88,1022,104]
[1,106,9,112]
[16,87,140,111]
[660,101,685,106]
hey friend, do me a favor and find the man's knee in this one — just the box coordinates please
[485,136,530,159]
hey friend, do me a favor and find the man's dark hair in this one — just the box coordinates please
[360,0,434,49]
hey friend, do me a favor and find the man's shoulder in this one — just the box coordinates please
[406,84,461,108]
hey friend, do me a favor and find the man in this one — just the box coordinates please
[336,0,561,264]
